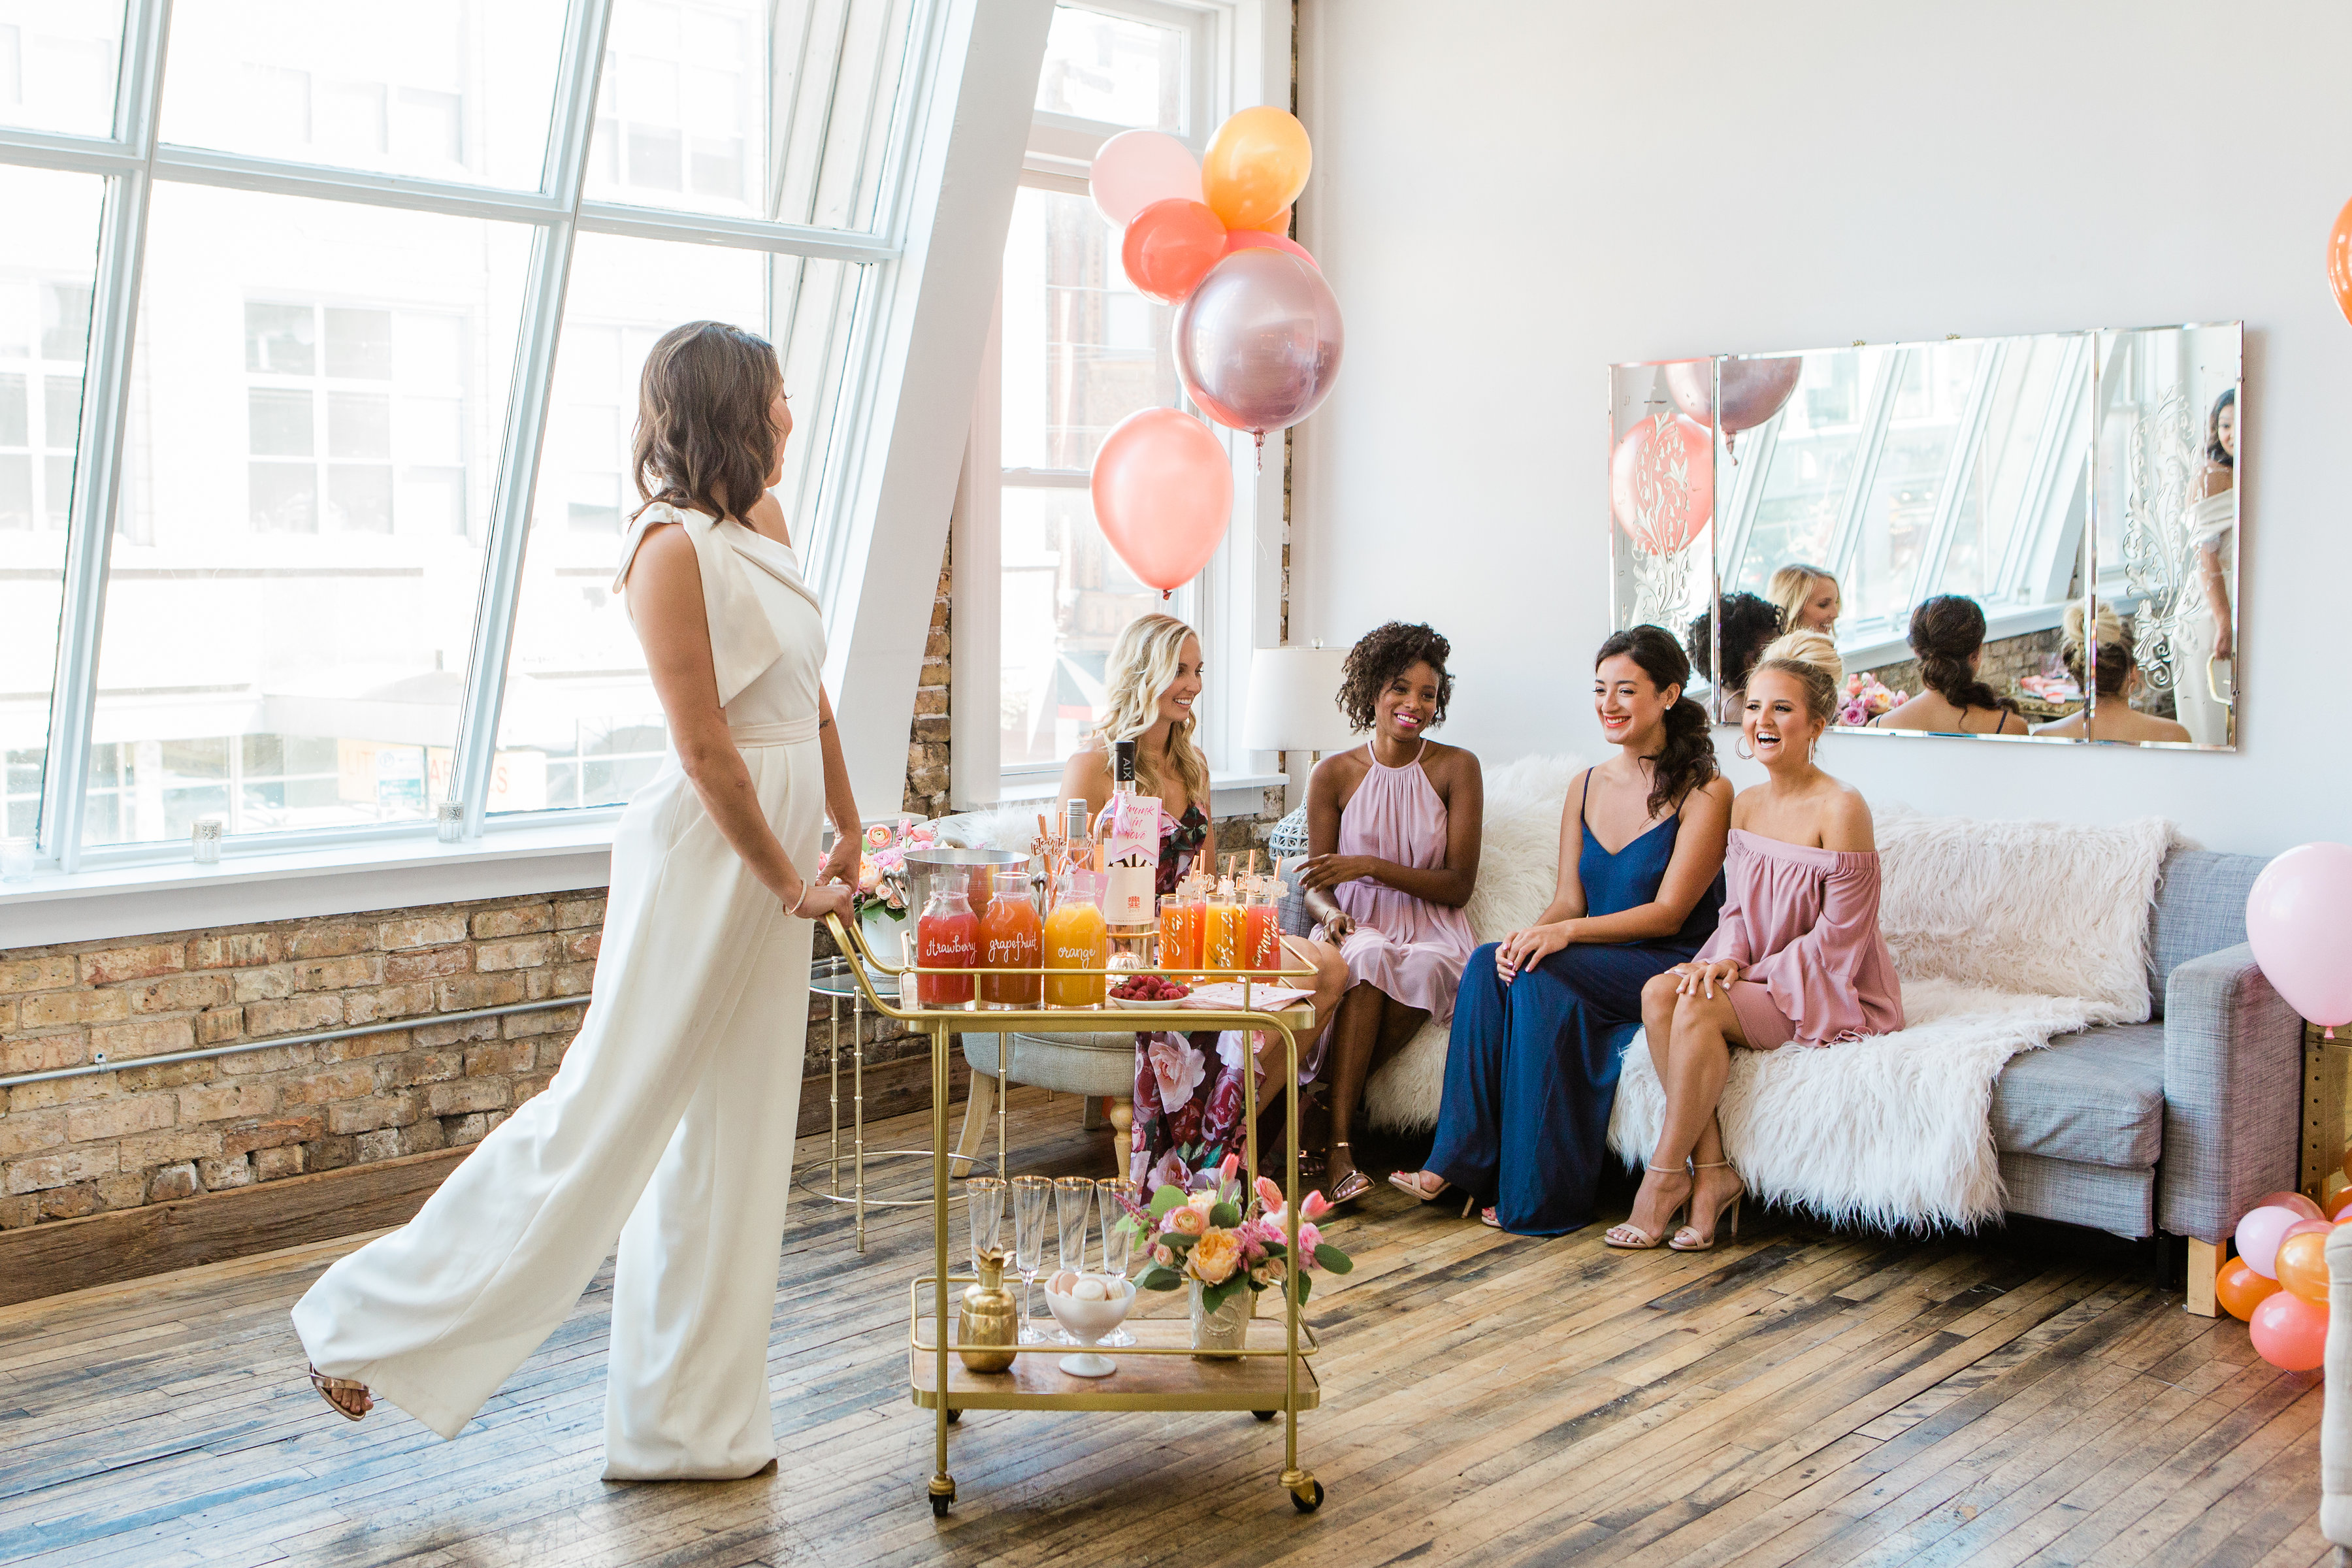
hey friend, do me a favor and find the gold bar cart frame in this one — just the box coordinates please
[820,915,1328,1518]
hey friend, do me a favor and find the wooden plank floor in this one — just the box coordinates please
[0,1086,2327,1567]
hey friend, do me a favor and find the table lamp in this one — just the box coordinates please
[1243,644,1355,787]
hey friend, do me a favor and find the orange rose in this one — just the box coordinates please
[1167,1205,1208,1237]
[1189,1230,1241,1286]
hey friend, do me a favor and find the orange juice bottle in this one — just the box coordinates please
[977,870,1041,1007]
[1203,876,1241,976]
[1044,872,1108,1007]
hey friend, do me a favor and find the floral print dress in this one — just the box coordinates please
[1128,802,1238,1192]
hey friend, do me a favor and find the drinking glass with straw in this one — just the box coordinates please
[1052,1175,1092,1343]
[1011,1175,1053,1344]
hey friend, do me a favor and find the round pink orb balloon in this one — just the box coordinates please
[1088,130,1203,226]
[1664,356,1803,452]
[1171,248,1344,438]
[2246,843,2352,1032]
[2235,1204,2301,1280]
[2249,1288,2328,1371]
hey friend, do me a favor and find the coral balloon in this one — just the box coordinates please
[1247,203,1293,235]
[1088,408,1232,594]
[1201,106,1311,231]
[2278,1230,2332,1304]
[1222,227,1316,269]
[2249,1288,2329,1371]
[2236,1205,2300,1279]
[2217,1257,2280,1320]
[2331,1190,2352,1223]
[1172,248,1344,438]
[2257,1190,2326,1222]
[2331,194,2352,329]
[2246,843,2352,1031]
[1089,130,1203,226]
[1610,412,1713,555]
[1121,199,1228,304]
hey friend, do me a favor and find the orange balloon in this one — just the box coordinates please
[1120,199,1228,304]
[2332,1192,2352,1224]
[2278,1230,2332,1305]
[2330,195,2352,329]
[2250,1288,2329,1371]
[2217,1256,2279,1320]
[1201,107,1310,231]
[1246,203,1293,236]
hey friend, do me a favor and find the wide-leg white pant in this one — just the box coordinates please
[292,736,819,1479]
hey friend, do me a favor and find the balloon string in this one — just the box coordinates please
[1161,589,1172,602]
[1254,431,1264,474]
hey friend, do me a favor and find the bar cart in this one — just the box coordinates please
[819,914,1328,1519]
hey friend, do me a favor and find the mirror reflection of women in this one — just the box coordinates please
[1686,591,1783,723]
[1867,596,2028,736]
[2174,388,2236,745]
[1614,632,1902,1252]
[1394,627,1729,1235]
[1298,623,1482,1208]
[1768,563,1840,638]
[2031,603,2189,745]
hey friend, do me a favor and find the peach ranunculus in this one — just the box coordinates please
[1188,1230,1241,1286]
[1166,1205,1208,1237]
[1147,1034,1206,1115]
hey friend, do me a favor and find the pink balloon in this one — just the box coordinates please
[1610,412,1712,555]
[1088,130,1202,226]
[2249,1288,2328,1371]
[1665,356,1803,437]
[2257,1190,2327,1222]
[2247,843,2352,1029]
[1171,248,1344,438]
[1223,227,1317,269]
[1089,408,1232,594]
[2236,1204,2301,1279]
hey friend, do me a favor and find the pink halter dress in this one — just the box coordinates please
[1318,742,1477,1022]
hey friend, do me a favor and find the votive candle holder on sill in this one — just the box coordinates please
[0,836,33,883]
[436,800,465,844]
[191,818,223,865]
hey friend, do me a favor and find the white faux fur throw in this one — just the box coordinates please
[1607,808,2185,1231]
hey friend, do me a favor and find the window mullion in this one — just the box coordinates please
[448,0,615,839]
[37,0,171,873]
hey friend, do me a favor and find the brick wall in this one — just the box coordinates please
[904,537,951,818]
[1857,625,2063,704]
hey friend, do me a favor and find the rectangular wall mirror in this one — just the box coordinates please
[1608,321,2241,749]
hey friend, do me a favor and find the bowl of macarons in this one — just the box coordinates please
[1042,1269,1136,1377]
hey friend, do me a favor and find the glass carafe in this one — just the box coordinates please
[978,870,1041,1007]
[1043,871,1109,1007]
[915,877,977,1005]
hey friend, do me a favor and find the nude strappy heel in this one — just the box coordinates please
[1671,1160,1744,1251]
[1605,1163,1691,1250]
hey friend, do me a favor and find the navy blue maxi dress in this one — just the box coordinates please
[1426,783,1723,1235]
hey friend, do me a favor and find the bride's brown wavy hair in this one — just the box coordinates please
[630,320,783,525]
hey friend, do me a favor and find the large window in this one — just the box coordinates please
[0,0,932,872]
[964,0,1272,800]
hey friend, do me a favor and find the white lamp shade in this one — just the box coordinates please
[1242,645,1356,753]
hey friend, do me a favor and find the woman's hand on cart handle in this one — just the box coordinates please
[789,879,855,921]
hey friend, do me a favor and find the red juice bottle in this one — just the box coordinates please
[916,879,977,1005]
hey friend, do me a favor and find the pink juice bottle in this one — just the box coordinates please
[915,879,977,1005]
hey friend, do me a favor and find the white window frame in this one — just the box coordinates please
[0,0,1038,936]
[951,0,1287,813]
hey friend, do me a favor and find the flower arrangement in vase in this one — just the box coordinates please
[1121,1154,1353,1350]
[1837,671,1898,727]
[853,817,934,953]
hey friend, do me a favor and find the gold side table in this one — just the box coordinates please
[2302,1022,2351,1213]
[806,955,967,1252]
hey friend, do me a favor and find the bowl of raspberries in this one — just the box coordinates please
[1110,974,1190,1009]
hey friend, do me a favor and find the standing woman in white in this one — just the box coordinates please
[293,321,860,1481]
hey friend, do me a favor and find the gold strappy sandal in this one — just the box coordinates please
[308,1364,372,1422]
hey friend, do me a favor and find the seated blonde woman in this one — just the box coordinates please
[1062,613,1346,1195]
[1768,562,1840,637]
[2031,603,2191,745]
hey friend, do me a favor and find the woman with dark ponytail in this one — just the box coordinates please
[1393,625,1731,1235]
[1869,595,2029,735]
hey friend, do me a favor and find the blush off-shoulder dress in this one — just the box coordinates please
[1695,828,1904,1049]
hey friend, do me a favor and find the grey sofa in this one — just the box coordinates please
[1987,847,2302,1311]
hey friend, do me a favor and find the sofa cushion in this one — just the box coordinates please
[1989,1022,2166,1168]
[2148,849,2268,1016]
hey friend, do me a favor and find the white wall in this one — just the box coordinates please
[1292,0,2352,856]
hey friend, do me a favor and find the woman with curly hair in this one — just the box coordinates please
[1296,622,1484,1207]
[1077,615,1347,1196]
[1686,591,1783,721]
[1394,625,1729,1235]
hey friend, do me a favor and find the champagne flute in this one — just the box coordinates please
[1097,1179,1139,1347]
[1010,1175,1053,1345]
[966,1176,1005,1277]
[1051,1176,1092,1344]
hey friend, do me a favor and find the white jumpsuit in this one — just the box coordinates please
[293,502,824,1480]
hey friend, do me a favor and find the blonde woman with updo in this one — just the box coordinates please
[1062,615,1345,1194]
[2031,603,2191,745]
[1768,563,1841,637]
[1610,630,1903,1254]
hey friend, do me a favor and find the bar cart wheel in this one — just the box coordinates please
[929,1478,956,1518]
[1291,1478,1324,1514]
[1252,1410,1277,1421]
[945,1409,962,1424]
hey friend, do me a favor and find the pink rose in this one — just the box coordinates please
[1148,1149,1188,1193]
[1148,1034,1206,1116]
[1152,1242,1175,1267]
[1200,1070,1245,1145]
[1166,1205,1207,1237]
[1169,1102,1203,1146]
